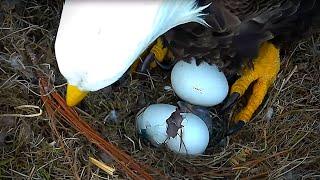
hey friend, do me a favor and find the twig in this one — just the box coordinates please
[274,155,309,178]
[89,157,116,176]
[0,105,42,117]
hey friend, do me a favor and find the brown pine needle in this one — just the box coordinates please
[38,77,164,179]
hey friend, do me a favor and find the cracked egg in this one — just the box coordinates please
[136,104,209,155]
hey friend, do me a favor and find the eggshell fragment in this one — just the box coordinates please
[136,104,176,146]
[166,113,209,155]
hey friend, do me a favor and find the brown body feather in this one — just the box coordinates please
[164,0,320,75]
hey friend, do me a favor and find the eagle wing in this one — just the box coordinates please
[164,0,320,75]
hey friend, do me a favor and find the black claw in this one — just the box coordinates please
[155,58,176,70]
[139,52,175,72]
[222,92,240,111]
[247,60,254,70]
[140,53,155,73]
[226,120,245,136]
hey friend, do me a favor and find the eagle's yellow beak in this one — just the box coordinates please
[66,84,88,107]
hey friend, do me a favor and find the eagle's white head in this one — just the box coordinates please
[55,0,209,106]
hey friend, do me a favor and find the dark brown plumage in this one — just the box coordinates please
[164,0,320,75]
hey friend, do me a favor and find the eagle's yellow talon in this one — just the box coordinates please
[234,80,269,122]
[230,71,257,97]
[151,38,168,63]
[231,42,280,123]
[130,38,169,72]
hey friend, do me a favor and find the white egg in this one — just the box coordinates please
[136,104,210,155]
[136,104,176,146]
[166,113,209,155]
[171,58,229,107]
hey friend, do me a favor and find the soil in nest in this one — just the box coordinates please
[0,0,319,179]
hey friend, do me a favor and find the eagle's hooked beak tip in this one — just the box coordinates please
[66,84,88,107]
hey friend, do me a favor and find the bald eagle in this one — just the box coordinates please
[55,0,320,135]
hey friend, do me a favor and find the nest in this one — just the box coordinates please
[0,0,319,179]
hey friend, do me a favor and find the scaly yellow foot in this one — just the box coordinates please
[130,38,169,73]
[225,42,280,135]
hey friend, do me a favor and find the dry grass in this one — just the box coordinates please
[0,0,319,179]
